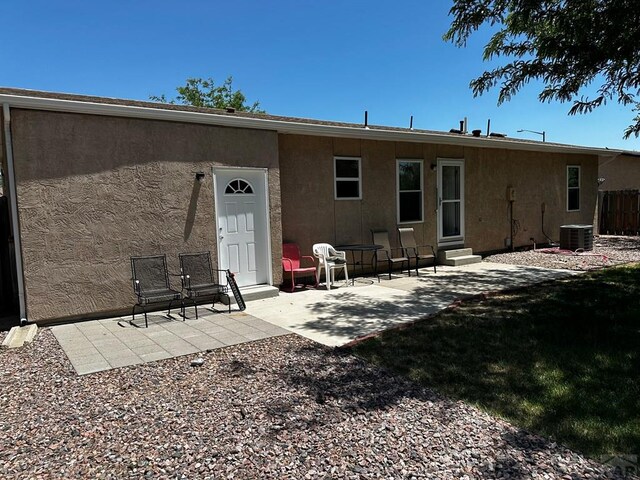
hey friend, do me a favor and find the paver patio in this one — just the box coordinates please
[52,310,289,375]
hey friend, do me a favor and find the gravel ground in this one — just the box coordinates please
[484,235,640,271]
[1,331,633,479]
[2,235,638,478]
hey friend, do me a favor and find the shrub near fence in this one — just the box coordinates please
[599,190,640,235]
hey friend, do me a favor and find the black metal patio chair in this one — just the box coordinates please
[131,254,182,328]
[179,251,231,318]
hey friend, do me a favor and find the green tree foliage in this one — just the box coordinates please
[444,0,640,138]
[150,76,264,113]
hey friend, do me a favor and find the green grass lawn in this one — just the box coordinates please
[350,263,640,458]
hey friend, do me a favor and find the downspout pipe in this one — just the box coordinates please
[2,103,27,325]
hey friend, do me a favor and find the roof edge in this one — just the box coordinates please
[0,91,621,156]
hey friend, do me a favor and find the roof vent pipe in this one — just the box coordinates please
[410,115,413,130]
[463,117,468,134]
[459,120,464,132]
[486,118,491,137]
[364,110,369,129]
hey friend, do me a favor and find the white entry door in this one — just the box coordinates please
[214,168,271,287]
[437,159,465,246]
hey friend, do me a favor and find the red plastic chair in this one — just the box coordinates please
[282,243,318,292]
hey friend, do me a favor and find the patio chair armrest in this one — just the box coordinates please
[282,258,294,270]
[214,269,230,286]
[417,244,436,256]
[133,279,141,295]
[334,250,346,261]
[301,255,316,266]
[377,249,389,260]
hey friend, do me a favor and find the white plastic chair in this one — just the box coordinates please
[312,243,349,290]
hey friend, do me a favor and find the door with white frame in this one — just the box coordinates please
[437,159,465,246]
[214,168,271,287]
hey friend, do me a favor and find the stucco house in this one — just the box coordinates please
[597,151,640,235]
[598,151,640,191]
[0,88,620,325]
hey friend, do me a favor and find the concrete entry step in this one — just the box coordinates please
[2,324,38,348]
[235,285,279,303]
[442,254,483,266]
[438,248,482,266]
[439,248,473,260]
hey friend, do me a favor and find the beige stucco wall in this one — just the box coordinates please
[11,109,281,323]
[279,134,598,257]
[599,154,640,191]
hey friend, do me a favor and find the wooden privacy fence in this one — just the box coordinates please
[599,190,640,235]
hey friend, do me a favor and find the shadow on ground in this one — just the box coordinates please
[348,265,640,457]
[301,265,575,340]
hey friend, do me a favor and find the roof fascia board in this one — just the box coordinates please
[0,93,618,156]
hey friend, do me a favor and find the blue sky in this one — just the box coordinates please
[2,0,638,151]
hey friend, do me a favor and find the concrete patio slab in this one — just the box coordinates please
[246,262,580,347]
[51,261,578,374]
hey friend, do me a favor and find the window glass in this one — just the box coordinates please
[397,160,423,223]
[568,189,580,211]
[399,191,421,223]
[398,162,421,190]
[334,157,361,199]
[568,168,579,188]
[225,179,254,194]
[567,166,580,211]
[442,202,461,236]
[442,165,461,200]
[335,159,359,178]
[336,181,360,198]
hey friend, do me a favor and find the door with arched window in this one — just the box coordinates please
[213,168,271,287]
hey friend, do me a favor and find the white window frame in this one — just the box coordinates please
[334,156,362,200]
[396,159,424,224]
[567,165,581,212]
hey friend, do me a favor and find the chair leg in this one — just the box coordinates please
[290,271,296,293]
[131,303,149,328]
[343,265,349,286]
[168,298,183,321]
